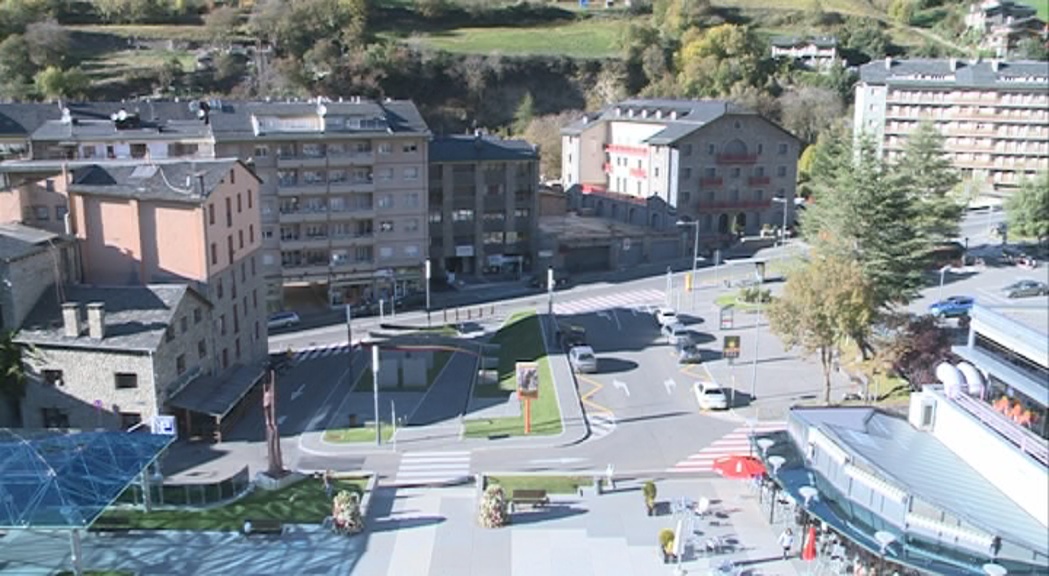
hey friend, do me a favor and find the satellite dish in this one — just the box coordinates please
[116,109,128,121]
[318,104,327,117]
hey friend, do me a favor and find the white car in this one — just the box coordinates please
[568,346,598,374]
[661,321,689,345]
[695,382,729,411]
[267,311,301,330]
[655,307,678,327]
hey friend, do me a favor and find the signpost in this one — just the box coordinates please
[151,415,177,437]
[723,335,741,407]
[516,362,540,434]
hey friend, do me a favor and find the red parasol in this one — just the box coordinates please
[802,525,818,561]
[712,455,766,479]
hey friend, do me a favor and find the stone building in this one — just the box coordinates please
[0,223,79,332]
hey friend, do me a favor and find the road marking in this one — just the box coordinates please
[597,311,612,322]
[291,383,306,401]
[611,309,621,330]
[666,421,788,473]
[277,415,287,426]
[529,457,588,465]
[664,378,677,395]
[587,412,617,439]
[613,379,630,397]
[394,451,471,486]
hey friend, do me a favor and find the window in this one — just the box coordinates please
[194,308,202,324]
[198,339,207,358]
[253,289,258,309]
[237,193,242,213]
[119,412,142,429]
[239,229,244,249]
[253,146,269,158]
[452,209,474,222]
[32,205,49,220]
[208,203,215,225]
[405,219,419,232]
[378,195,394,209]
[379,220,394,233]
[731,167,740,178]
[180,316,188,333]
[248,190,253,209]
[755,166,765,177]
[757,143,763,155]
[404,245,419,257]
[429,212,442,224]
[379,246,394,260]
[705,167,716,178]
[222,348,229,370]
[233,307,240,334]
[225,197,232,227]
[130,144,147,158]
[404,167,419,180]
[378,167,394,181]
[404,192,420,208]
[683,144,693,156]
[165,326,175,342]
[41,407,70,428]
[255,321,260,341]
[378,143,393,154]
[220,315,227,335]
[217,279,224,299]
[778,142,788,155]
[708,144,716,155]
[176,354,187,375]
[403,142,418,153]
[484,232,504,245]
[115,373,138,389]
[263,254,275,266]
[251,256,256,276]
[249,224,255,243]
[235,338,241,360]
[262,227,273,239]
[55,206,68,222]
[514,208,530,219]
[777,166,787,177]
[680,191,691,204]
[229,169,236,184]
[683,168,692,180]
[42,369,63,386]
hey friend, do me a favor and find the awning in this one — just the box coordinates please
[166,362,266,418]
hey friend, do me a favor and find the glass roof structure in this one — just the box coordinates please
[0,428,174,530]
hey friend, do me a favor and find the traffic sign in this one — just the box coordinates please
[723,335,741,359]
[152,415,177,437]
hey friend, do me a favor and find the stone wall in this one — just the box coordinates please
[0,240,78,331]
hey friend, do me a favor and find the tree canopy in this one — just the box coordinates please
[1005,171,1049,244]
[894,121,963,244]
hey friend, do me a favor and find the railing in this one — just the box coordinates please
[696,200,772,211]
[950,393,1049,467]
[748,176,771,186]
[116,465,251,508]
[716,154,758,165]
[604,143,648,157]
[700,177,724,187]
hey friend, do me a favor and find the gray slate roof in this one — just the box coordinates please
[792,406,1049,557]
[0,223,67,263]
[68,159,246,203]
[859,58,1049,89]
[17,284,197,352]
[770,35,838,48]
[430,135,537,163]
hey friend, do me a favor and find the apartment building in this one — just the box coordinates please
[855,58,1049,194]
[0,222,79,332]
[769,36,840,70]
[0,98,431,312]
[561,99,800,251]
[428,134,538,278]
[965,0,1047,57]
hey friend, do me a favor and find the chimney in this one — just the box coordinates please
[884,56,893,70]
[62,302,82,338]
[949,57,958,71]
[86,302,105,340]
[991,59,1001,72]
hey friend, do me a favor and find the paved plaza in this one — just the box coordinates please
[0,477,808,576]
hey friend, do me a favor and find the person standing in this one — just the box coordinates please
[323,469,334,499]
[778,527,795,560]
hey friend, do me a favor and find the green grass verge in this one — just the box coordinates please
[464,311,563,437]
[98,478,366,531]
[354,350,453,392]
[487,475,593,494]
[323,423,396,443]
[57,572,134,576]
[714,293,768,311]
[406,17,624,58]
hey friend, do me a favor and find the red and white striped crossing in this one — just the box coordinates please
[666,421,787,474]
[553,289,665,316]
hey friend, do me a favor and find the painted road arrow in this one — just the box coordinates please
[664,378,677,395]
[613,379,631,397]
[291,384,306,401]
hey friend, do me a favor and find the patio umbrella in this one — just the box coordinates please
[802,525,818,562]
[712,455,766,479]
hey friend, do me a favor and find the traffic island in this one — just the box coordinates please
[323,423,396,444]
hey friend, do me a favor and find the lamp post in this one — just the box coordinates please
[676,219,700,310]
[750,299,762,401]
[371,343,381,446]
[772,195,790,247]
[939,265,949,301]
[425,259,432,328]
[345,304,354,377]
[547,266,555,338]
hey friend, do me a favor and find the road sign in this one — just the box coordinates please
[152,415,177,437]
[720,307,734,329]
[516,362,539,399]
[723,335,741,359]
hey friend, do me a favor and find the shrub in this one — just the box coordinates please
[738,287,772,304]
[478,484,509,528]
[659,528,675,551]
[332,490,364,535]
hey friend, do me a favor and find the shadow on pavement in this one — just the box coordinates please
[367,515,446,533]
[597,357,639,374]
[509,505,587,525]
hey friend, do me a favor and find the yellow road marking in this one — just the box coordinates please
[575,373,614,415]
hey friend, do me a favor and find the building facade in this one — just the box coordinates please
[769,36,840,70]
[854,58,1049,195]
[561,99,800,251]
[965,0,1047,57]
[427,134,538,278]
[0,223,79,332]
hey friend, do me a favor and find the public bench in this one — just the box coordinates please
[91,516,132,534]
[510,489,549,509]
[242,518,284,536]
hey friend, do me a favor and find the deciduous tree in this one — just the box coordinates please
[1005,171,1049,244]
[34,65,88,101]
[767,252,875,404]
[523,111,582,180]
[204,6,241,46]
[778,86,843,146]
[675,24,768,98]
[0,332,26,427]
[895,121,963,244]
[885,315,954,391]
[513,91,535,136]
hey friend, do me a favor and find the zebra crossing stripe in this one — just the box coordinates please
[666,421,787,473]
[394,451,472,486]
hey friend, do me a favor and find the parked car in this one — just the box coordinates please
[529,271,571,289]
[928,296,974,318]
[675,341,703,364]
[654,307,678,327]
[568,346,598,374]
[661,321,689,345]
[267,311,301,330]
[694,382,729,411]
[558,323,587,351]
[1001,280,1049,299]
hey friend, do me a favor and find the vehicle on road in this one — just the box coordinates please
[928,296,975,318]
[529,270,571,289]
[675,341,703,364]
[654,307,678,327]
[558,323,587,351]
[1001,280,1049,299]
[568,346,598,373]
[694,382,729,411]
[267,311,301,330]
[661,321,689,345]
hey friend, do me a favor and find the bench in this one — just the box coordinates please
[91,516,132,534]
[510,489,549,510]
[242,518,284,536]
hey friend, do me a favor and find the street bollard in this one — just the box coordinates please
[455,309,459,321]
[443,309,447,323]
[468,309,472,320]
[594,476,603,495]
[490,305,495,315]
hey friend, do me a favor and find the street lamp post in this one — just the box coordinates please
[425,259,432,328]
[772,195,790,247]
[547,266,555,337]
[750,299,762,401]
[939,266,949,301]
[345,304,354,377]
[372,343,381,446]
[676,220,700,310]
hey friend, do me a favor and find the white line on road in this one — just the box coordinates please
[664,378,677,395]
[611,309,621,330]
[278,415,287,426]
[597,311,612,322]
[291,383,306,401]
[613,379,630,397]
[529,457,588,465]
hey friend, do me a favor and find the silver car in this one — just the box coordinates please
[1002,280,1048,299]
[568,346,598,374]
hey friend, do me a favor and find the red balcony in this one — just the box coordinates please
[605,144,648,157]
[603,163,612,173]
[695,200,772,212]
[629,167,647,178]
[716,154,758,165]
[748,176,771,186]
[700,177,724,187]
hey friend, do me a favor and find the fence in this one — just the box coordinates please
[117,465,251,508]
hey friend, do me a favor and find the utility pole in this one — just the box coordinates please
[425,259,432,328]
[345,304,354,379]
[372,344,381,446]
[547,267,555,338]
[665,266,672,308]
[751,300,762,401]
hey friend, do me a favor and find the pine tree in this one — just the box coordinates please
[513,92,535,136]
[895,121,963,244]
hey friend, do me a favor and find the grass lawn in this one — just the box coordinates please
[323,423,396,443]
[464,312,563,437]
[98,478,367,531]
[407,17,624,58]
[354,350,453,392]
[80,48,197,82]
[487,475,594,494]
[714,292,768,311]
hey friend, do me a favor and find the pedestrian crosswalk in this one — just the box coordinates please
[587,411,617,440]
[287,343,356,364]
[394,451,472,486]
[553,289,665,316]
[666,421,787,474]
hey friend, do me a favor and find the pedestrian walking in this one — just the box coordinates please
[778,527,795,560]
[323,469,334,499]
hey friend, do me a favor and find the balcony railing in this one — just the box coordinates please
[716,154,758,165]
[629,167,647,178]
[950,392,1049,467]
[603,163,612,173]
[748,176,771,186]
[604,144,648,157]
[699,177,723,187]
[696,200,772,211]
